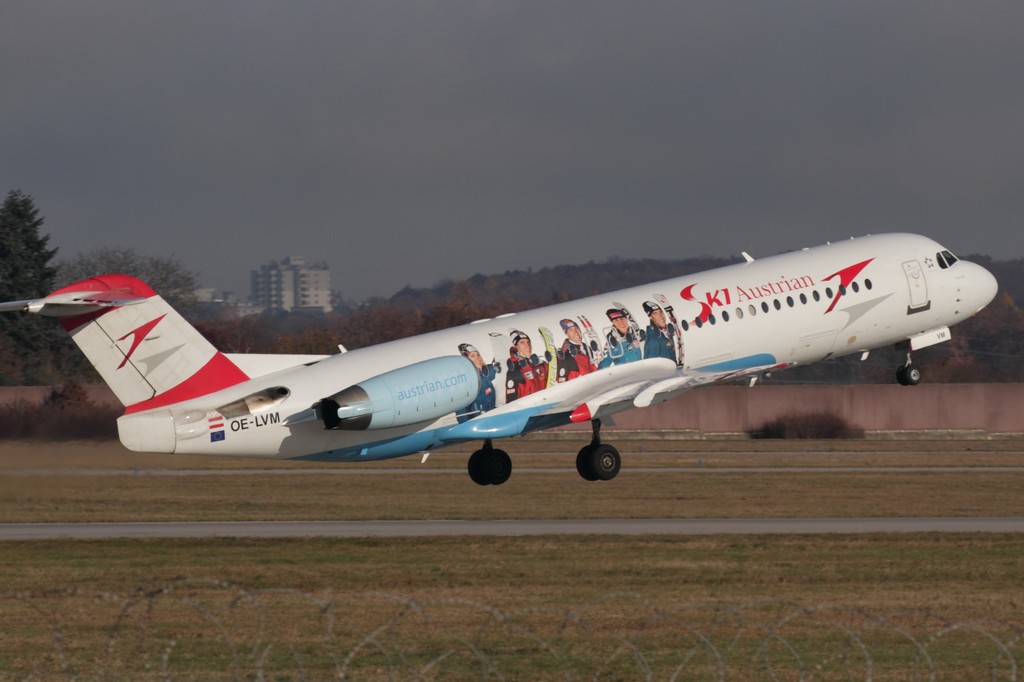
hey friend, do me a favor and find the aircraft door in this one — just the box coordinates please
[902,260,931,314]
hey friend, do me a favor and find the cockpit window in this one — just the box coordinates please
[937,250,959,269]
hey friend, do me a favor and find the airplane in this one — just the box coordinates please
[0,233,998,485]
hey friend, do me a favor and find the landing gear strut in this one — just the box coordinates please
[896,352,922,386]
[468,440,512,486]
[575,419,621,481]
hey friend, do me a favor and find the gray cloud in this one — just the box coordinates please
[2,1,1021,299]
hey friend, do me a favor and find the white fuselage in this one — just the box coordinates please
[120,233,997,461]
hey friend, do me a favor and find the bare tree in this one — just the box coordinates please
[57,247,200,315]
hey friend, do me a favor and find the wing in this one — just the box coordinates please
[439,354,790,442]
[440,358,676,441]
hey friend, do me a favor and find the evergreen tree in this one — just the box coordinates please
[0,190,57,298]
[0,190,65,384]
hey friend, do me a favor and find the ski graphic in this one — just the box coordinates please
[578,314,602,363]
[538,326,560,387]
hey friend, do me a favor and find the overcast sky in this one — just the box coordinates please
[2,1,1021,300]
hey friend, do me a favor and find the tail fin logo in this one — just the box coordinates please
[116,315,167,369]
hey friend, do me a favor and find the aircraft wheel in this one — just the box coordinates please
[576,446,599,481]
[588,443,621,481]
[468,447,512,486]
[468,449,487,485]
[484,448,512,485]
[896,364,922,386]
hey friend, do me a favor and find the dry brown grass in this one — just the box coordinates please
[2,535,1023,679]
[1,439,1023,522]
[2,439,1023,678]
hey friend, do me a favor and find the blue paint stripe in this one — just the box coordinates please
[312,407,546,461]
[696,353,777,373]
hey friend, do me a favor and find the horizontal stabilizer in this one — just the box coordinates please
[0,299,36,313]
[0,289,147,317]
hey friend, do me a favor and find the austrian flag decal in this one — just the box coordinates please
[209,416,226,442]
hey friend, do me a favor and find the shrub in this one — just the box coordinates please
[753,412,864,439]
[0,385,120,440]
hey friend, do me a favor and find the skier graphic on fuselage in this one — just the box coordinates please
[598,307,643,369]
[557,318,598,381]
[641,300,678,363]
[505,330,548,402]
[456,342,498,422]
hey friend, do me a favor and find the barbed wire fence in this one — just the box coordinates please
[2,579,1022,680]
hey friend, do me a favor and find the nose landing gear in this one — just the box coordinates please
[897,352,922,386]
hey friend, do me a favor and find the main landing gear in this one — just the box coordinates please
[467,419,623,486]
[575,419,621,482]
[468,440,512,486]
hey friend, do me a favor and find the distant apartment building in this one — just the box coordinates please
[250,256,332,313]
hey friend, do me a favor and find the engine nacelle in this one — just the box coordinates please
[318,355,481,430]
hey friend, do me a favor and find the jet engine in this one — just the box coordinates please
[318,355,481,430]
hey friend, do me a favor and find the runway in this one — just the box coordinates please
[3,517,1024,540]
[9,466,1024,477]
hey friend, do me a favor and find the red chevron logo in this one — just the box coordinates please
[116,315,166,369]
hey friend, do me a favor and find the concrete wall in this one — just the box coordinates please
[2,383,1021,437]
[558,384,1024,436]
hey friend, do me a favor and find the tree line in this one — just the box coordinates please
[2,189,1022,387]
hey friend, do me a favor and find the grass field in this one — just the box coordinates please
[1,438,1023,679]
[1,438,1023,523]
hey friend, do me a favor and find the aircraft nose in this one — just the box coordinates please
[963,261,998,313]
